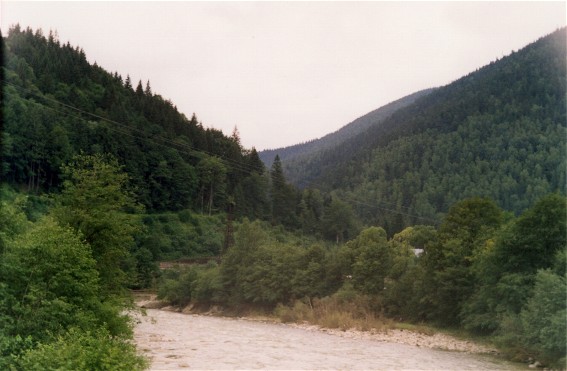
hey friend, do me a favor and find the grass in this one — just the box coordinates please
[274,294,393,332]
[273,292,484,341]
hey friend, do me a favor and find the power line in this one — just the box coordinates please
[4,78,440,224]
[2,78,440,225]
[3,80,257,175]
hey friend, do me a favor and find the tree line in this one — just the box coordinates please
[2,26,264,215]
[2,152,564,367]
[276,28,566,235]
[158,194,566,368]
[2,25,362,243]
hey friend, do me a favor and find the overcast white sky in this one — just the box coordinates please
[2,2,565,150]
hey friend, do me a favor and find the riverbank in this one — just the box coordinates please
[135,294,498,355]
[133,307,521,370]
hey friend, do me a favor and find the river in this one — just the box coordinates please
[133,309,524,370]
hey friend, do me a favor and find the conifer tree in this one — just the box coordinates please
[135,80,144,96]
[124,74,132,90]
[144,80,152,96]
[270,155,297,226]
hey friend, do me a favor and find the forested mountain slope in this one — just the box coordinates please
[282,28,566,231]
[1,26,268,217]
[2,26,565,237]
[259,88,434,170]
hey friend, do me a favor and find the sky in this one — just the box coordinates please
[2,2,565,150]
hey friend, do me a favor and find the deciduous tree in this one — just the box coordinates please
[54,154,143,295]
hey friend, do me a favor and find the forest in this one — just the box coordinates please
[1,26,565,369]
[265,28,566,235]
[258,87,435,169]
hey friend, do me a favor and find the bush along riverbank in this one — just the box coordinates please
[151,196,566,369]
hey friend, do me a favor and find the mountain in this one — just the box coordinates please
[259,87,435,169]
[3,25,565,237]
[1,25,268,217]
[272,28,566,232]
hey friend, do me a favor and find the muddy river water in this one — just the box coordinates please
[133,309,523,370]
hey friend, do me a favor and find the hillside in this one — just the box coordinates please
[1,25,268,218]
[2,25,565,237]
[276,28,566,232]
[259,87,435,169]
[1,24,564,370]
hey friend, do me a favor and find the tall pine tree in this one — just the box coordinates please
[270,155,297,227]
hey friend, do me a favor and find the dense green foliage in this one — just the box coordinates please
[157,194,566,367]
[140,211,225,261]
[265,28,566,235]
[0,160,146,369]
[259,88,434,171]
[2,25,565,368]
[1,25,266,217]
[1,24,344,242]
[53,154,144,294]
[17,328,147,371]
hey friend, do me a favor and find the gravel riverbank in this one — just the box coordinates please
[134,297,523,370]
[136,296,496,355]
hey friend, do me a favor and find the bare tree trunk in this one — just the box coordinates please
[200,185,205,214]
[36,163,42,193]
[28,162,34,192]
[208,183,213,216]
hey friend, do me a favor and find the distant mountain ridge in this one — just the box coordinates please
[259,88,435,168]
[268,28,566,232]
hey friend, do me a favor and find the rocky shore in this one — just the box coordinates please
[288,323,497,354]
[136,294,498,355]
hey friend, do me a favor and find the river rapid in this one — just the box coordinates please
[133,309,524,370]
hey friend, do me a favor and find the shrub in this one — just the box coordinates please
[192,263,224,304]
[156,267,197,307]
[16,328,148,371]
[495,269,567,367]
[519,269,566,367]
[274,288,389,332]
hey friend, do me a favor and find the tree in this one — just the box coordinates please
[220,219,268,305]
[246,148,265,174]
[292,244,327,299]
[351,227,392,295]
[198,156,227,215]
[53,154,143,295]
[144,80,152,96]
[492,193,566,276]
[124,74,132,90]
[0,190,30,254]
[234,171,269,220]
[462,194,567,333]
[420,197,503,326]
[519,269,566,367]
[438,197,503,245]
[299,189,324,236]
[230,126,242,150]
[382,226,437,320]
[321,196,358,243]
[270,155,297,227]
[0,217,101,342]
[135,80,144,97]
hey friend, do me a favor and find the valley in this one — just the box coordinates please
[1,22,565,371]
